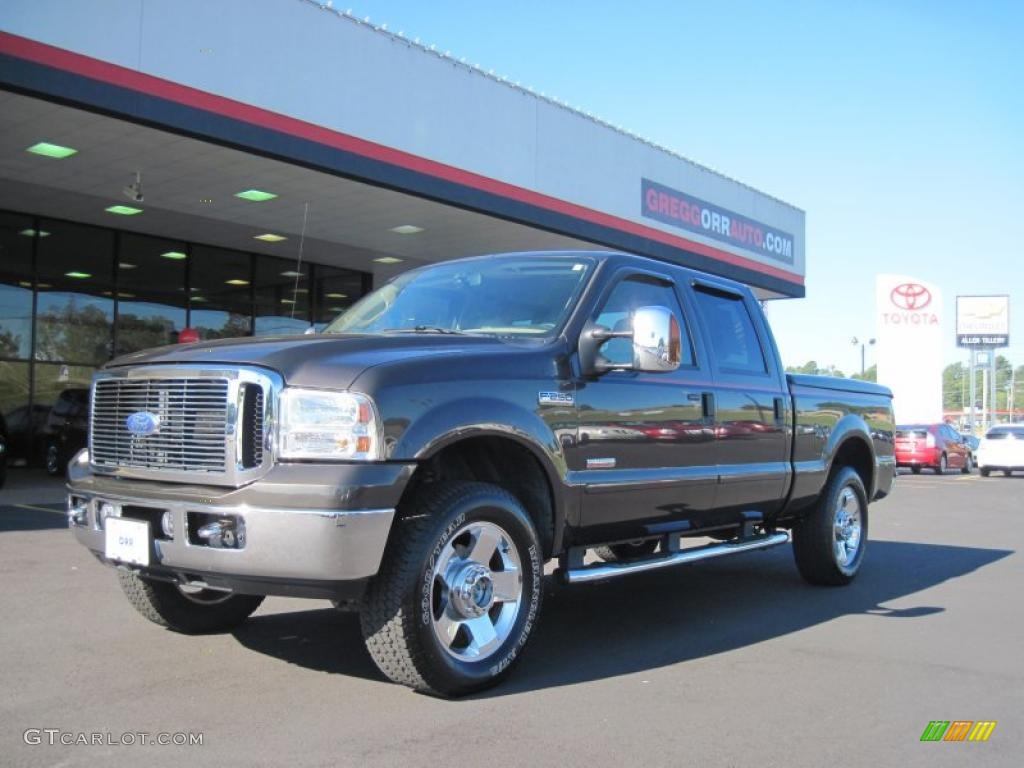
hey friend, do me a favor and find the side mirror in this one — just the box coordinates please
[631,305,681,372]
[579,305,681,375]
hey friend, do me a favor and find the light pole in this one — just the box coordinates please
[851,336,876,376]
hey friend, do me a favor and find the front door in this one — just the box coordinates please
[569,270,717,540]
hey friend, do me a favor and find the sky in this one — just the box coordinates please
[344,0,1023,374]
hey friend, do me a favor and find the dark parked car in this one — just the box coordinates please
[43,388,90,476]
[3,403,52,467]
[895,423,972,474]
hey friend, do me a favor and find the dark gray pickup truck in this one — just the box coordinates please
[67,251,895,696]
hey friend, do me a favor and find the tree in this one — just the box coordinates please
[784,360,845,378]
[852,364,877,383]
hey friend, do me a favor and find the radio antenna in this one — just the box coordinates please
[290,201,310,320]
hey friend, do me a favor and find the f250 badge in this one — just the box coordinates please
[538,392,574,406]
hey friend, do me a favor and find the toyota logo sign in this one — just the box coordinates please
[890,283,932,311]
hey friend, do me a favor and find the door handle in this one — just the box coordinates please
[701,392,716,423]
[773,397,785,426]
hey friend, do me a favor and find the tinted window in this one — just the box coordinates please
[693,287,766,374]
[985,427,1024,440]
[895,429,928,439]
[595,276,694,367]
[115,233,187,354]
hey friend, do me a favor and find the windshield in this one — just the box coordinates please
[324,255,595,338]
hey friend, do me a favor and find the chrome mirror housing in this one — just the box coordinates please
[631,305,681,372]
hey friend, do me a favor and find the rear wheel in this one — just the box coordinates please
[594,539,659,562]
[910,466,922,475]
[360,481,543,697]
[1004,470,1013,477]
[962,455,973,474]
[117,570,264,633]
[980,468,991,477]
[934,453,947,475]
[792,466,868,586]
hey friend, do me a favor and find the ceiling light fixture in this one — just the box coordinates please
[119,262,137,269]
[161,251,187,260]
[105,205,143,216]
[254,233,286,242]
[280,270,305,278]
[64,271,91,279]
[326,292,348,299]
[390,225,424,235]
[19,229,50,238]
[374,256,403,264]
[225,279,250,286]
[235,189,278,202]
[26,142,77,159]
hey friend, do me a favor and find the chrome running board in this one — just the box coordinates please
[563,531,790,584]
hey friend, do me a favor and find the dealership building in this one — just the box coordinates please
[0,0,805,464]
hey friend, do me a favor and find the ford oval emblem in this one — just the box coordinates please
[126,411,161,436]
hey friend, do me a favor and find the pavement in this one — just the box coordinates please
[0,467,1021,768]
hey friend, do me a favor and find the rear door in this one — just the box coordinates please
[688,281,791,519]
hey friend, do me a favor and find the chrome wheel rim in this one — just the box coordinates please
[430,520,523,662]
[833,486,863,568]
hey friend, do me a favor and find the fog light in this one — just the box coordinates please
[160,510,175,539]
[67,496,88,526]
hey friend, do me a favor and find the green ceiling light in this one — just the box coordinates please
[373,256,403,264]
[225,279,250,286]
[390,225,424,234]
[19,228,50,238]
[27,142,77,159]
[280,298,295,304]
[235,189,278,202]
[64,271,91,279]
[161,251,187,260]
[280,270,305,278]
[105,205,143,216]
[254,233,286,242]
[191,296,207,303]
[326,292,348,299]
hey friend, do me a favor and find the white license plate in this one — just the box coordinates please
[105,516,150,567]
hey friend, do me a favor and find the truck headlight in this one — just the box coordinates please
[277,389,381,460]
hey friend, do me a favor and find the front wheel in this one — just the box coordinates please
[117,570,264,633]
[980,468,991,477]
[360,481,543,697]
[935,453,948,475]
[792,466,868,586]
[962,455,973,474]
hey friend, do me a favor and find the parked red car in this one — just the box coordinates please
[895,423,972,474]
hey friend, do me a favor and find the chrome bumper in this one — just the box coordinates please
[66,459,414,589]
[68,491,394,582]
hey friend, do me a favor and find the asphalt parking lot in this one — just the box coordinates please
[1,468,1021,768]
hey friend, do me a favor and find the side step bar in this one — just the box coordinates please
[562,532,790,584]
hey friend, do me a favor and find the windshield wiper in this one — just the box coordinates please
[380,326,466,335]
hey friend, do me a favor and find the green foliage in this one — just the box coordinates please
[785,360,846,378]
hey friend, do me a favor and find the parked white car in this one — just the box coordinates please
[977,425,1024,477]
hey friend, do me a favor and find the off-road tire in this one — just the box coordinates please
[594,539,659,562]
[117,570,264,633]
[792,466,868,586]
[360,481,543,697]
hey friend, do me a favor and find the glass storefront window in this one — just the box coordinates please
[34,219,114,365]
[313,264,366,330]
[0,212,35,359]
[0,360,34,465]
[115,233,187,354]
[255,254,310,336]
[189,245,253,340]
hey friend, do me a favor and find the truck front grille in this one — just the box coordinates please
[91,377,231,473]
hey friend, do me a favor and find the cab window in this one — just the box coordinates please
[692,286,767,375]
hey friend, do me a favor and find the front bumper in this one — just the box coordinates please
[67,459,415,599]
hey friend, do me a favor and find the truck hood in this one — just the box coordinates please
[106,333,513,389]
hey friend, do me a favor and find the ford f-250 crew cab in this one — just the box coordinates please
[67,251,895,696]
